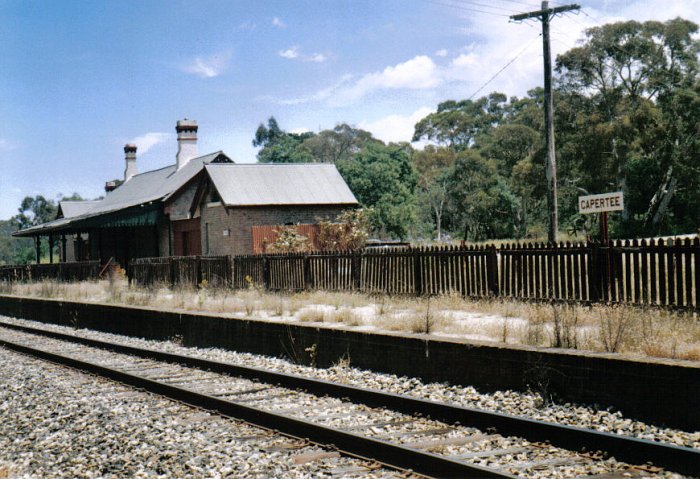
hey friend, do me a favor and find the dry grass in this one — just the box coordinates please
[297,308,326,323]
[4,279,700,362]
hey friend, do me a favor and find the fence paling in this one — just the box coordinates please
[117,239,700,311]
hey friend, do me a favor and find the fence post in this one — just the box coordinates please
[263,255,271,291]
[351,251,361,292]
[303,254,311,291]
[169,257,176,288]
[196,256,202,287]
[413,248,423,297]
[588,242,600,302]
[487,245,499,296]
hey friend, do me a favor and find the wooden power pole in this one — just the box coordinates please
[511,1,579,243]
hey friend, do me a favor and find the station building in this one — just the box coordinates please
[14,120,358,265]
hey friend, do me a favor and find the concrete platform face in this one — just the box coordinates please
[0,294,697,430]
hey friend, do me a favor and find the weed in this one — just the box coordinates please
[0,281,13,295]
[305,343,318,367]
[298,308,325,322]
[523,305,547,346]
[598,306,631,353]
[333,352,352,369]
[272,298,285,316]
[551,304,579,349]
[38,280,63,298]
[244,300,256,316]
[326,308,360,325]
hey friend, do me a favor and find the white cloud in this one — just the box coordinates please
[277,74,354,105]
[279,47,300,59]
[129,132,172,155]
[359,107,435,144]
[278,0,700,108]
[306,53,327,63]
[279,47,328,63]
[272,17,286,28]
[182,51,232,78]
[334,55,440,104]
[289,127,313,135]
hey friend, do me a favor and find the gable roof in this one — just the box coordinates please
[205,163,358,206]
[14,152,231,237]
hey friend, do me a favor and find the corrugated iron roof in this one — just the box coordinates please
[14,152,226,237]
[13,156,358,238]
[206,163,358,206]
[58,200,101,218]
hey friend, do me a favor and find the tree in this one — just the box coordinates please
[300,124,381,164]
[412,146,456,240]
[446,150,519,241]
[337,143,417,239]
[0,219,34,265]
[253,116,316,163]
[14,195,57,230]
[555,17,700,236]
[412,92,508,149]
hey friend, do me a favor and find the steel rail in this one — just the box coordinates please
[0,335,514,479]
[1,320,698,476]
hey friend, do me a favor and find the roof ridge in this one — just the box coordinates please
[206,162,334,167]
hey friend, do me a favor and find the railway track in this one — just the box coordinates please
[0,320,697,479]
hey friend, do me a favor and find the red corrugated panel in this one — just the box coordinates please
[252,224,320,253]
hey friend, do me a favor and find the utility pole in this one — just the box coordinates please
[511,1,579,243]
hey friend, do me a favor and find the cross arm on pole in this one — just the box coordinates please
[510,3,580,22]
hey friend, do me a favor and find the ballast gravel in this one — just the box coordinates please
[0,346,399,479]
[2,315,698,453]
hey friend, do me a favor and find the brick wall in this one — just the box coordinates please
[200,204,352,256]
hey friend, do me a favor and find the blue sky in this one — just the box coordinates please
[1,0,699,220]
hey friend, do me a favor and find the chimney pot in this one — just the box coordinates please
[176,119,198,170]
[124,143,138,181]
[105,180,118,193]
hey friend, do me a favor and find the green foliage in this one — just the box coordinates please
[300,123,381,164]
[253,116,315,163]
[0,219,34,265]
[255,19,700,243]
[14,195,58,230]
[555,17,700,237]
[446,150,519,241]
[412,146,456,240]
[412,92,508,149]
[337,143,417,240]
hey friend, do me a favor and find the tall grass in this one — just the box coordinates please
[5,278,700,361]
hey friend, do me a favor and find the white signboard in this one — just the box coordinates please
[578,192,624,214]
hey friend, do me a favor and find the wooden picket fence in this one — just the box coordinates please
[0,260,102,283]
[127,238,700,310]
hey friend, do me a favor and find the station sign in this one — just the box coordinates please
[578,191,624,214]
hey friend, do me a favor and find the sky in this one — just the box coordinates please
[1,0,699,220]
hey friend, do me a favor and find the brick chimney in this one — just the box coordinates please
[176,119,198,170]
[124,143,137,181]
[105,180,119,193]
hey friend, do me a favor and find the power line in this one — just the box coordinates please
[462,0,520,13]
[497,0,545,7]
[468,33,542,99]
[427,0,511,17]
